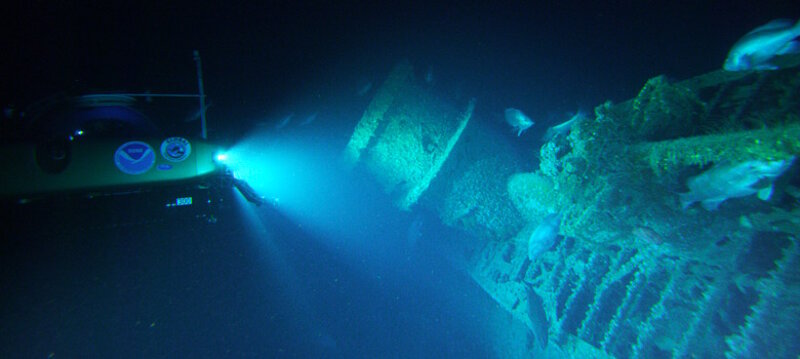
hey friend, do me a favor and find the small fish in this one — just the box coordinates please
[528,213,561,261]
[300,112,317,126]
[542,110,585,141]
[406,215,424,249]
[505,108,534,136]
[680,157,794,210]
[424,65,434,85]
[723,19,800,71]
[183,102,212,122]
[632,226,663,245]
[525,286,549,351]
[356,81,373,97]
[275,113,293,129]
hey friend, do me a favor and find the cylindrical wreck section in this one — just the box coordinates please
[343,57,800,358]
[342,60,527,241]
[343,60,475,210]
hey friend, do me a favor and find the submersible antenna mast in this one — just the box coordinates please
[193,50,208,139]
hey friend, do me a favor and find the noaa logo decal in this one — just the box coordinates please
[161,137,191,162]
[114,141,155,175]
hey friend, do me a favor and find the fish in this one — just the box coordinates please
[300,112,317,126]
[505,108,534,136]
[275,113,293,129]
[406,215,424,249]
[542,110,585,141]
[183,102,212,122]
[424,65,434,85]
[723,19,800,71]
[525,286,549,351]
[679,157,794,210]
[356,81,373,97]
[528,213,561,261]
[632,226,663,245]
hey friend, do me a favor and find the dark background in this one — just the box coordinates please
[5,1,800,129]
[2,1,800,358]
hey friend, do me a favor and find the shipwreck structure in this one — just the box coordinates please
[343,57,800,358]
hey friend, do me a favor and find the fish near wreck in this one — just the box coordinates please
[632,226,663,245]
[724,19,800,71]
[505,108,534,136]
[526,286,549,351]
[679,157,794,210]
[542,110,586,141]
[528,213,562,261]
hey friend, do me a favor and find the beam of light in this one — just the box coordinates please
[230,185,325,346]
[222,126,409,272]
[225,130,365,355]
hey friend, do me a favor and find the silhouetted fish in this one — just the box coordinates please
[505,108,534,136]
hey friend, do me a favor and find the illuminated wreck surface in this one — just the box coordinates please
[346,58,800,358]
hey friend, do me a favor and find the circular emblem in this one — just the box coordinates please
[160,137,192,162]
[114,141,155,175]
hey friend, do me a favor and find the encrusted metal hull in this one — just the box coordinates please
[346,57,800,357]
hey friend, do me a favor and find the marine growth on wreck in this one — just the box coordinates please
[485,61,800,357]
[345,57,800,358]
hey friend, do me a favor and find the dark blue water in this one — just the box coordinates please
[0,190,503,358]
[5,2,800,358]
